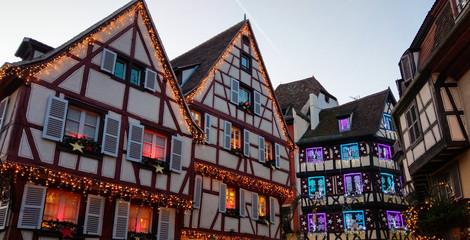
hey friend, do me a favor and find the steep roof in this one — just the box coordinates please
[171,20,247,94]
[274,76,336,118]
[298,89,392,145]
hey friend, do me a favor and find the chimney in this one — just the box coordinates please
[14,37,54,61]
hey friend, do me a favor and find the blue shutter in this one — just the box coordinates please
[100,49,117,74]
[258,136,265,163]
[42,96,68,141]
[101,115,121,157]
[230,78,239,104]
[243,130,250,157]
[223,121,232,150]
[126,123,144,162]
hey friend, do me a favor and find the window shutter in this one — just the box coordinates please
[219,183,227,213]
[239,189,246,217]
[230,78,239,104]
[83,194,105,235]
[144,68,157,91]
[269,197,275,223]
[204,113,211,143]
[18,184,46,229]
[112,200,129,240]
[254,91,261,115]
[194,176,202,209]
[251,192,258,220]
[101,115,121,157]
[126,123,144,162]
[0,201,9,230]
[400,54,413,83]
[169,136,183,173]
[243,130,250,157]
[258,136,265,163]
[157,208,172,240]
[0,97,8,133]
[223,121,232,150]
[42,96,68,141]
[275,143,281,169]
[101,48,117,74]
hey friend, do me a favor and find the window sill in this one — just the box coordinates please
[129,231,156,240]
[237,102,253,114]
[228,147,244,157]
[57,140,103,160]
[256,216,271,225]
[263,160,278,170]
[137,157,170,175]
[223,209,241,219]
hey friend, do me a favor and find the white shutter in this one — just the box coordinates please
[169,136,183,173]
[101,115,121,157]
[101,48,117,74]
[239,189,246,217]
[243,130,250,157]
[258,136,265,163]
[157,208,173,240]
[126,123,144,162]
[251,192,258,220]
[0,97,8,133]
[204,113,211,144]
[144,68,157,91]
[112,200,129,239]
[219,183,227,213]
[230,78,239,104]
[269,197,276,223]
[42,96,68,141]
[254,91,261,116]
[223,121,232,150]
[275,143,281,169]
[17,184,46,229]
[193,176,202,209]
[83,194,105,235]
[0,201,9,230]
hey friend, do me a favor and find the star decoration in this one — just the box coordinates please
[59,228,74,238]
[327,182,331,187]
[328,219,333,224]
[302,220,306,226]
[364,179,369,184]
[337,218,342,223]
[367,217,372,222]
[153,164,164,174]
[303,184,307,189]
[338,181,342,186]
[300,152,304,158]
[134,237,140,240]
[69,142,84,153]
[334,149,339,154]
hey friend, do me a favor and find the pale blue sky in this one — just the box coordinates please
[0,0,434,104]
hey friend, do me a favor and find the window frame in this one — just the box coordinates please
[128,204,153,234]
[344,173,363,194]
[65,106,100,141]
[341,143,360,160]
[231,125,242,150]
[405,104,422,145]
[226,186,237,210]
[43,188,81,224]
[383,113,394,131]
[307,213,327,232]
[338,116,351,132]
[240,52,251,74]
[343,210,365,230]
[306,147,323,163]
[308,176,326,196]
[265,140,273,161]
[142,129,168,161]
[377,143,392,160]
[381,173,396,194]
[258,195,267,217]
[386,210,404,229]
[190,109,202,128]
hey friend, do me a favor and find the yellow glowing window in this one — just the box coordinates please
[43,189,81,223]
[191,109,202,128]
[231,126,241,149]
[258,195,267,217]
[226,186,236,209]
[265,141,273,161]
[129,205,152,233]
[143,130,167,160]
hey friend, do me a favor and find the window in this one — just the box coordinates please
[306,147,323,163]
[386,211,404,229]
[307,213,327,232]
[142,130,167,160]
[130,66,142,85]
[377,144,392,160]
[226,186,236,210]
[258,195,267,217]
[344,173,362,194]
[343,210,365,230]
[433,162,463,199]
[204,113,211,143]
[399,53,414,84]
[239,86,251,105]
[0,97,9,133]
[341,143,359,160]
[265,141,273,161]
[191,109,202,128]
[406,104,421,144]
[241,53,251,73]
[383,114,394,131]
[308,176,325,196]
[43,189,80,224]
[129,205,152,233]
[65,107,100,140]
[381,173,395,194]
[114,58,126,79]
[339,117,351,132]
[231,125,241,149]
[451,0,469,16]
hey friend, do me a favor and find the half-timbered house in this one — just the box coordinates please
[392,0,470,203]
[293,89,410,240]
[170,20,295,240]
[0,1,204,239]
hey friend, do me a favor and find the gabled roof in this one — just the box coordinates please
[171,20,247,94]
[298,89,393,145]
[274,76,336,118]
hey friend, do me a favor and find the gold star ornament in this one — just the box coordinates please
[70,141,84,153]
[153,164,164,174]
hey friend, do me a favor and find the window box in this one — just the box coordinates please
[140,156,170,174]
[40,220,83,239]
[129,232,156,240]
[263,159,276,170]
[224,208,240,218]
[257,215,271,225]
[229,147,244,156]
[57,136,103,160]
[238,101,253,114]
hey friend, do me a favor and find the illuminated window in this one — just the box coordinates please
[341,143,359,160]
[129,205,152,233]
[381,173,395,194]
[343,210,365,230]
[65,107,99,140]
[114,59,126,79]
[43,189,80,223]
[308,176,325,196]
[143,130,167,160]
[378,144,392,160]
[190,109,202,128]
[383,114,394,131]
[226,186,236,209]
[258,195,267,217]
[406,105,421,144]
[307,213,327,232]
[265,141,273,161]
[344,173,362,194]
[386,211,404,229]
[338,117,350,132]
[306,147,323,163]
[231,126,241,149]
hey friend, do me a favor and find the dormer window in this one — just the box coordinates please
[383,114,394,131]
[240,52,251,73]
[338,116,351,132]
